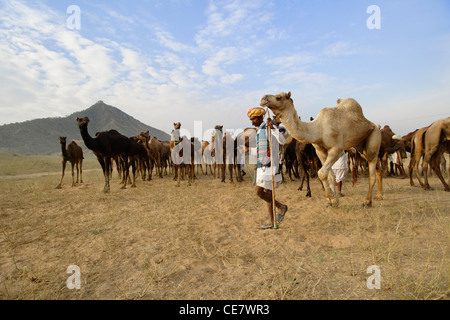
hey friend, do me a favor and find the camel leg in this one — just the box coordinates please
[362,130,383,206]
[363,157,378,206]
[430,146,450,191]
[71,162,75,187]
[408,156,416,186]
[176,165,181,187]
[228,164,234,183]
[297,172,305,190]
[79,159,83,184]
[305,171,311,197]
[104,157,111,193]
[422,147,437,190]
[381,153,388,177]
[172,163,177,181]
[148,159,154,181]
[221,164,226,183]
[56,160,66,189]
[157,154,163,178]
[131,159,137,188]
[75,162,79,184]
[315,146,342,207]
[374,158,383,200]
[121,156,129,190]
[328,170,337,197]
[188,163,194,186]
[413,155,426,187]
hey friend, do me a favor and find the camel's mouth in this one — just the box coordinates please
[260,95,270,107]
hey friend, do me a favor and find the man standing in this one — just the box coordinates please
[247,107,288,229]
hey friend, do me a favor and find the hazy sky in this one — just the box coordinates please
[0,0,449,139]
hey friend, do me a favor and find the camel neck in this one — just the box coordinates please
[79,125,97,150]
[60,141,68,158]
[281,108,318,144]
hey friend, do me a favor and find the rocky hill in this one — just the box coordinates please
[0,101,170,156]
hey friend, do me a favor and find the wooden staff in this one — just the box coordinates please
[266,108,278,229]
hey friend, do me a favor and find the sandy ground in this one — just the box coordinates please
[0,166,449,300]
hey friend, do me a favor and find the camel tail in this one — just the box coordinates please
[352,165,357,187]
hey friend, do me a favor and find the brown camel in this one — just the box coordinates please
[76,117,131,193]
[261,92,383,207]
[380,125,407,178]
[138,131,163,179]
[56,137,83,189]
[283,134,300,181]
[402,129,418,154]
[159,140,171,175]
[295,140,322,198]
[422,117,450,191]
[126,136,149,186]
[170,123,194,187]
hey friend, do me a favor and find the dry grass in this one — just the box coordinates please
[0,155,449,300]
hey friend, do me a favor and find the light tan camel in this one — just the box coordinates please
[408,126,429,188]
[56,137,83,189]
[201,141,214,175]
[260,91,383,207]
[422,117,450,191]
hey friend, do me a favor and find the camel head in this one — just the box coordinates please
[139,130,150,140]
[212,125,223,143]
[76,117,90,128]
[59,136,67,144]
[260,92,293,118]
[173,122,181,130]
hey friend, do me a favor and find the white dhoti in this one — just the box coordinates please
[256,166,282,190]
[332,152,349,183]
[388,151,398,165]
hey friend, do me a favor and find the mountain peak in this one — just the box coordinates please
[0,102,170,155]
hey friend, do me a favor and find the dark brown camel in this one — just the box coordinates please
[56,137,83,189]
[283,134,300,181]
[380,125,407,178]
[76,117,132,193]
[125,136,149,186]
[295,141,322,197]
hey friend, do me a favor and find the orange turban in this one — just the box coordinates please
[247,107,266,118]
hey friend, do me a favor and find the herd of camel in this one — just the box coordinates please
[56,92,450,208]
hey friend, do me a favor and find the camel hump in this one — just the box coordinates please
[336,98,364,114]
